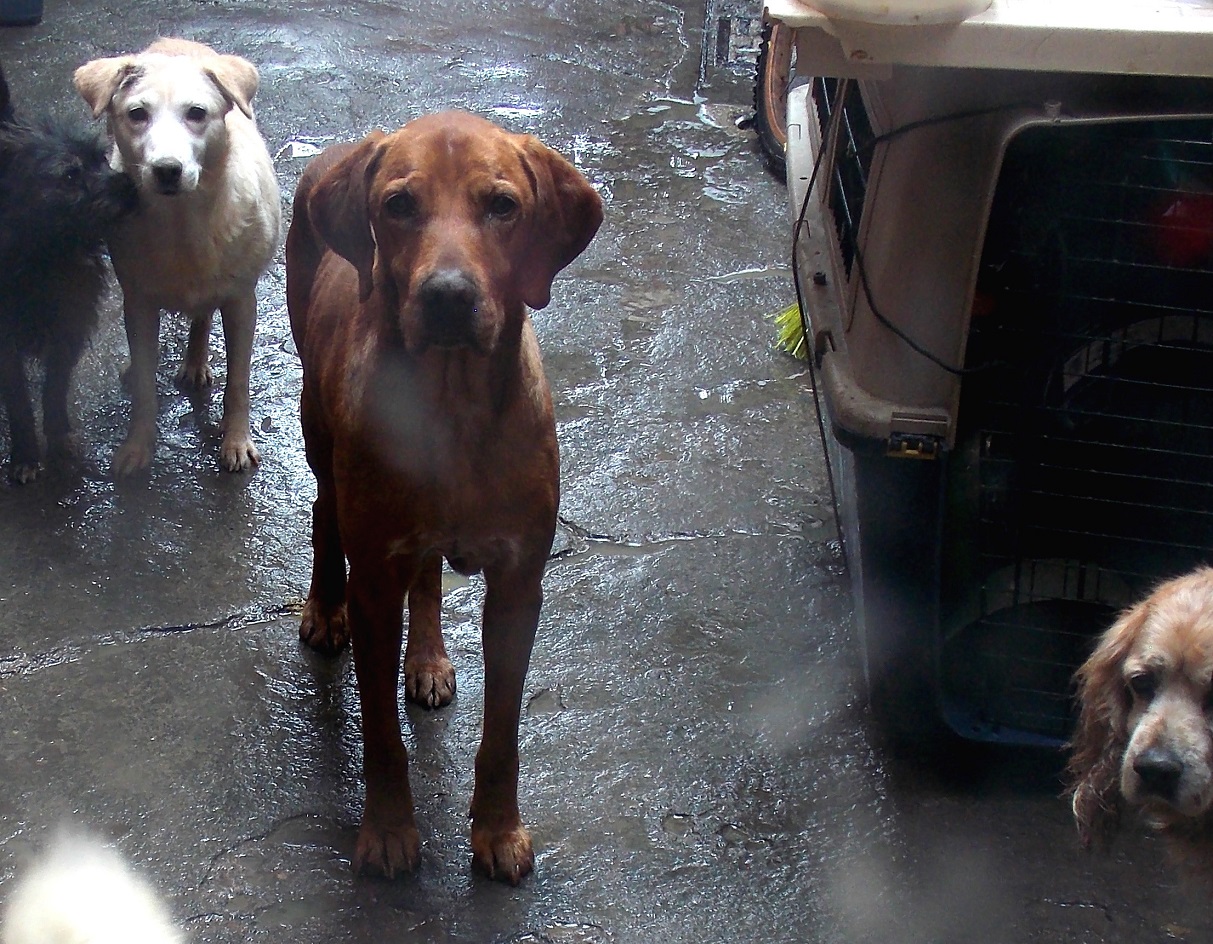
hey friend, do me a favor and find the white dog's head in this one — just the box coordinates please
[74,39,258,197]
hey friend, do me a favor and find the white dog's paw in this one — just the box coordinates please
[175,362,215,390]
[219,433,260,472]
[112,437,154,477]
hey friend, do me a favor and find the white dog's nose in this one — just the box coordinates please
[151,159,183,193]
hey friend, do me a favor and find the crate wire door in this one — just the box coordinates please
[942,118,1213,741]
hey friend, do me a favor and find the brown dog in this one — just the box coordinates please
[286,112,602,883]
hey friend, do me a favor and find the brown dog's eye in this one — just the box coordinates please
[487,193,518,220]
[384,191,418,220]
[1128,672,1157,701]
[186,105,208,122]
[127,106,149,125]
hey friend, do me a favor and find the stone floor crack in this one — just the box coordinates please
[0,602,301,680]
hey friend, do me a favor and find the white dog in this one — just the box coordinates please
[74,38,280,475]
[1,832,181,944]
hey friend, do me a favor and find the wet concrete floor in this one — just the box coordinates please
[0,1,1210,942]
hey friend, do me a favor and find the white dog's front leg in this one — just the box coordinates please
[218,290,259,472]
[114,298,162,476]
[178,309,216,389]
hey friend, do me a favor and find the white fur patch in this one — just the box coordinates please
[1,833,181,944]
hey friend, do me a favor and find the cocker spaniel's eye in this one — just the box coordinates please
[1128,672,1157,701]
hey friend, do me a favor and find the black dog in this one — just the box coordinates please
[0,64,136,482]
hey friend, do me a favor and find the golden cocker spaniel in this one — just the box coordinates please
[1068,566,1213,876]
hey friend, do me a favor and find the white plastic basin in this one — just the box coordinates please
[806,0,992,23]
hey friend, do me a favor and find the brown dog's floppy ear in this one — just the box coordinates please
[1066,598,1150,848]
[73,56,138,119]
[204,54,259,120]
[517,136,603,310]
[308,131,388,303]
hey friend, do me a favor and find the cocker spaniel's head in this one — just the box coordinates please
[1068,567,1213,860]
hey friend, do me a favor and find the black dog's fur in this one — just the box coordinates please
[0,64,136,482]
[0,67,12,123]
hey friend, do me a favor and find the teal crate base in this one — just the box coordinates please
[0,0,42,25]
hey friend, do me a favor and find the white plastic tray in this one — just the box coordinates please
[764,0,1213,76]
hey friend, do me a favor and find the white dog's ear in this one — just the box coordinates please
[73,56,138,119]
[309,131,388,303]
[515,135,603,310]
[204,54,259,120]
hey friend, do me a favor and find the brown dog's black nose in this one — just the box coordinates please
[1133,747,1184,800]
[417,269,479,346]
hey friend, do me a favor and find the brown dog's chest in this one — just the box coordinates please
[332,370,558,573]
[338,455,556,575]
[386,529,526,577]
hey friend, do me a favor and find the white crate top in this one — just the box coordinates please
[763,0,1213,77]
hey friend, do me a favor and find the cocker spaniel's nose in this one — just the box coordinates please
[1134,747,1184,800]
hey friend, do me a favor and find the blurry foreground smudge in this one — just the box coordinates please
[0,0,1208,942]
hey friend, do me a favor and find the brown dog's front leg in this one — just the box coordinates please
[300,458,349,653]
[348,562,420,878]
[404,554,456,708]
[470,563,543,884]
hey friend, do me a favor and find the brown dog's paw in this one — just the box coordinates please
[300,599,349,654]
[353,820,421,879]
[471,822,534,885]
[404,657,456,708]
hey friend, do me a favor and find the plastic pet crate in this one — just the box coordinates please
[766,0,1213,744]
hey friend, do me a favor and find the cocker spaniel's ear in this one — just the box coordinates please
[1066,599,1151,847]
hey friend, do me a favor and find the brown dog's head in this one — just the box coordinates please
[306,111,603,355]
[1068,567,1213,848]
